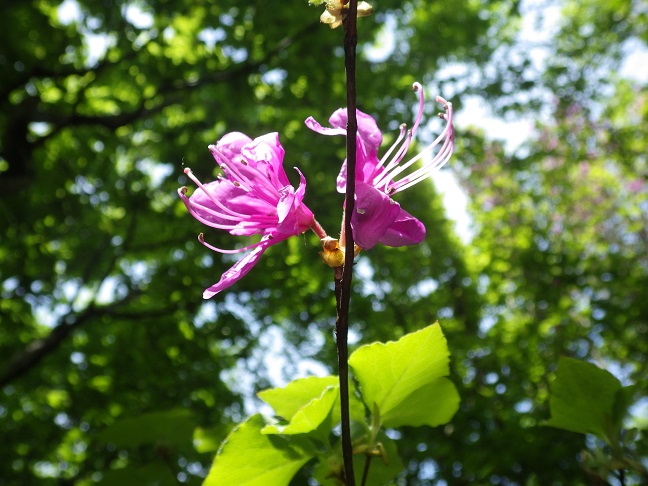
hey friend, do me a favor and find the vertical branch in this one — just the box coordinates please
[336,1,359,485]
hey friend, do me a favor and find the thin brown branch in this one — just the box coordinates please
[336,2,359,485]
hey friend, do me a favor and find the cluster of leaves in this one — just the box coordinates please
[206,324,458,485]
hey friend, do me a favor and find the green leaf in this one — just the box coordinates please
[258,376,339,421]
[348,323,458,427]
[378,377,460,428]
[261,385,338,436]
[544,357,623,444]
[98,409,195,448]
[258,375,366,443]
[204,414,312,486]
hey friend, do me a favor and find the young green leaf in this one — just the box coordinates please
[262,385,338,437]
[544,357,623,445]
[258,376,339,421]
[378,377,459,428]
[204,414,312,486]
[348,322,458,428]
[258,375,366,427]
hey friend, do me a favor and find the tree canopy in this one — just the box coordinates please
[1,0,646,484]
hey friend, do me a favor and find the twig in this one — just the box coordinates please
[335,1,359,485]
[361,455,372,486]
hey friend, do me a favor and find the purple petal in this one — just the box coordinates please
[308,109,384,193]
[356,111,383,158]
[336,160,348,193]
[276,169,314,236]
[241,133,290,188]
[203,235,280,298]
[336,134,382,193]
[214,132,252,162]
[328,108,383,158]
[351,182,401,250]
[378,207,426,247]
[305,115,347,137]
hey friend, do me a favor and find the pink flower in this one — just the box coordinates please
[179,132,314,299]
[305,83,454,249]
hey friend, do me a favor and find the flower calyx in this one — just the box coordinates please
[319,236,361,268]
[310,0,374,29]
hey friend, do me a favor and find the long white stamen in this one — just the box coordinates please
[372,82,427,190]
[387,108,452,182]
[390,135,454,193]
[189,198,275,224]
[376,124,407,169]
[198,232,269,254]
[385,97,454,193]
[183,168,257,220]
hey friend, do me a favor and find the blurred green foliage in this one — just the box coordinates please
[0,0,646,484]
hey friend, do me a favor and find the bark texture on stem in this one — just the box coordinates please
[336,1,359,485]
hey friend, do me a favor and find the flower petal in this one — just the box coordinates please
[202,235,280,299]
[313,108,383,193]
[276,169,314,236]
[214,132,252,163]
[241,133,290,188]
[351,182,401,250]
[378,207,426,247]
[336,131,382,193]
[304,115,347,137]
[328,109,382,158]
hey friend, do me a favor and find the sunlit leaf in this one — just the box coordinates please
[204,414,312,486]
[262,385,337,436]
[349,322,458,427]
[258,375,339,420]
[379,377,460,428]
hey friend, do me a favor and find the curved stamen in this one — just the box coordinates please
[184,168,258,221]
[384,99,454,190]
[372,83,426,190]
[207,148,252,192]
[376,123,407,170]
[178,188,242,230]
[380,129,413,174]
[390,135,454,193]
[410,82,425,138]
[198,232,271,254]
[188,198,276,225]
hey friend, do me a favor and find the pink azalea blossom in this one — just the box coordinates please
[179,132,314,299]
[305,83,454,249]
